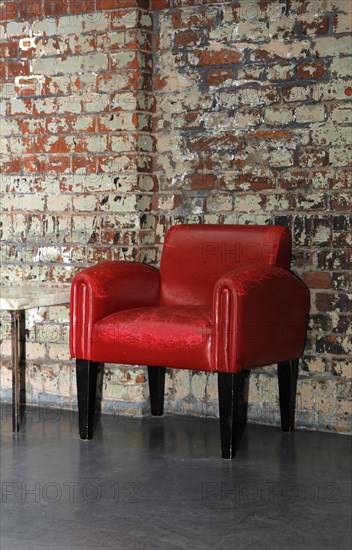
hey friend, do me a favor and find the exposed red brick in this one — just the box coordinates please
[189,133,239,151]
[296,60,325,79]
[22,156,42,173]
[302,272,332,289]
[0,42,19,58]
[183,112,196,124]
[21,137,34,154]
[22,119,46,135]
[152,194,182,211]
[154,34,161,51]
[96,0,149,8]
[44,0,69,16]
[300,17,330,35]
[248,129,293,140]
[72,155,97,173]
[0,2,17,21]
[7,61,31,78]
[110,50,140,70]
[175,31,201,47]
[329,170,351,189]
[150,0,171,9]
[171,11,184,28]
[19,0,42,18]
[192,49,242,66]
[46,155,72,173]
[0,62,6,79]
[189,174,216,190]
[154,74,168,90]
[316,293,351,313]
[1,158,21,173]
[171,10,217,29]
[297,148,329,167]
[206,68,233,86]
[330,193,352,212]
[70,0,95,14]
[34,137,71,154]
[41,76,71,96]
[110,8,152,30]
[236,175,276,190]
[280,171,310,190]
[15,77,41,97]
[33,99,57,116]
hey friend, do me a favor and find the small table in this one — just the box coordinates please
[0,285,71,432]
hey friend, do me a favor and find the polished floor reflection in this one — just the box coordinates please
[1,405,351,550]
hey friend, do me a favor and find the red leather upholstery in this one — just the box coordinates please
[213,264,310,372]
[70,261,160,359]
[160,224,291,306]
[91,305,212,369]
[70,224,309,373]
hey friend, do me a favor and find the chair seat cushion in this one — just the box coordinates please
[91,305,213,370]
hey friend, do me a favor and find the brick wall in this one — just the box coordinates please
[151,0,351,431]
[0,0,154,414]
[1,0,351,432]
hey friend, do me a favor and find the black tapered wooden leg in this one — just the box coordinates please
[76,359,100,439]
[148,366,165,416]
[278,359,299,432]
[218,371,250,459]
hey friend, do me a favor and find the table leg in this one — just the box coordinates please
[11,310,22,432]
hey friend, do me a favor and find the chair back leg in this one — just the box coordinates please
[218,371,250,459]
[76,359,100,439]
[278,359,299,432]
[148,366,166,416]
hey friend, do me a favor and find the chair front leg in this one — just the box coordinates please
[278,359,299,432]
[76,359,100,439]
[218,371,250,459]
[148,366,165,416]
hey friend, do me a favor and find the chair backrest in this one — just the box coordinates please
[160,224,291,306]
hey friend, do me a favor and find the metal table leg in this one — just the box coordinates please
[11,310,22,432]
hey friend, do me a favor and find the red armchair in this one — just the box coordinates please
[70,224,310,458]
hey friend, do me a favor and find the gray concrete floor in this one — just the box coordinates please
[0,405,351,550]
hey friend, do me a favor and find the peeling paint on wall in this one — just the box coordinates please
[0,0,351,433]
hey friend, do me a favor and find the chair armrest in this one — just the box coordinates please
[70,261,160,359]
[213,265,310,372]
